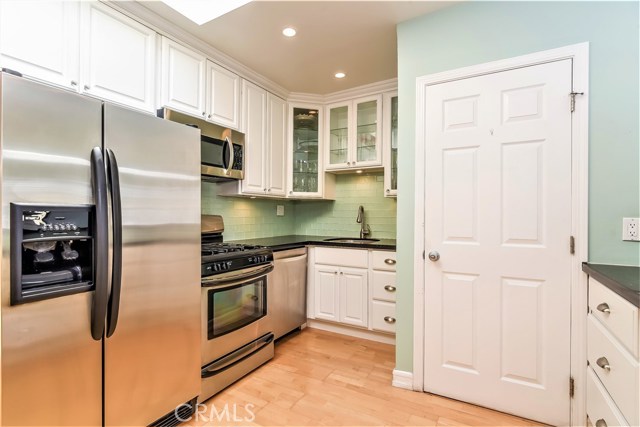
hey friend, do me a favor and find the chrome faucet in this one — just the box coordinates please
[356,205,371,239]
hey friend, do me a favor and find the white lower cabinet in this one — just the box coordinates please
[309,247,396,338]
[586,276,640,427]
[314,264,367,328]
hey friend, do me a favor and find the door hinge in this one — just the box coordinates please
[570,236,575,255]
[569,377,575,398]
[570,91,584,113]
[422,250,425,260]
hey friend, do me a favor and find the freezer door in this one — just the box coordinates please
[103,104,201,426]
[0,74,103,425]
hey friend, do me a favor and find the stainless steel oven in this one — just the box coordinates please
[198,216,274,402]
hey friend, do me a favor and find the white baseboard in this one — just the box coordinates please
[392,370,414,390]
[306,319,396,345]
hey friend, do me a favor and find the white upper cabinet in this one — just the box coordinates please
[160,37,206,118]
[325,94,382,172]
[206,61,241,129]
[267,93,287,197]
[81,1,156,113]
[241,80,268,195]
[0,0,79,90]
[383,91,398,197]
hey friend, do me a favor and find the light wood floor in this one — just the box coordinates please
[185,328,543,426]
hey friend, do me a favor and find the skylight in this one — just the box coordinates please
[160,0,252,25]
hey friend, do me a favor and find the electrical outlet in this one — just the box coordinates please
[622,218,639,241]
[276,205,285,217]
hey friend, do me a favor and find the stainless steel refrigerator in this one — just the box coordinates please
[0,72,201,426]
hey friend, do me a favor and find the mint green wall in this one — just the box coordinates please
[202,172,397,240]
[295,173,397,239]
[202,182,296,240]
[396,1,639,372]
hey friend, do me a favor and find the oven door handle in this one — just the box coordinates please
[201,333,274,378]
[201,264,274,288]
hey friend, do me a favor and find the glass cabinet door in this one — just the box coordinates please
[390,96,398,191]
[356,99,378,163]
[328,104,349,166]
[292,107,319,193]
[383,92,398,197]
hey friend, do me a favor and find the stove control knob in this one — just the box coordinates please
[248,257,253,263]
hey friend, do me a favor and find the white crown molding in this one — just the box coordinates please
[290,78,398,106]
[323,77,398,103]
[107,0,290,99]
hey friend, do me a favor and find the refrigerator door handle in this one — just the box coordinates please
[105,148,123,338]
[90,147,109,340]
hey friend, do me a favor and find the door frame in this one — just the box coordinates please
[412,43,589,426]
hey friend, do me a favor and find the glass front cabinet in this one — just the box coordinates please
[325,95,382,171]
[288,103,335,198]
[383,92,398,197]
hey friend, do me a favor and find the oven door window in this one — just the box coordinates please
[207,277,266,339]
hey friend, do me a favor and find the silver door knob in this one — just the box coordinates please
[384,316,396,324]
[428,251,440,262]
[596,356,611,371]
[70,80,77,86]
[595,419,608,427]
[596,303,611,314]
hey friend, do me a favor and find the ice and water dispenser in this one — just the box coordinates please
[10,204,95,305]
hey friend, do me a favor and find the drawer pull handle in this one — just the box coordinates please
[384,259,396,265]
[596,303,611,314]
[384,285,396,292]
[596,356,611,372]
[384,316,396,324]
[595,419,607,427]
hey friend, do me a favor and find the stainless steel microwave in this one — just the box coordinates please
[158,108,244,182]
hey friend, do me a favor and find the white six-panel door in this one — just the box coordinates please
[423,59,573,426]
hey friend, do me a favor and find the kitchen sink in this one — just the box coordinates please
[323,238,380,244]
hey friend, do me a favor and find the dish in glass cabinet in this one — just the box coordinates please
[294,113,317,129]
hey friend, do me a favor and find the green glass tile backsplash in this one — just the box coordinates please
[201,172,397,241]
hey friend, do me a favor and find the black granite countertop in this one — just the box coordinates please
[226,235,396,251]
[583,263,640,307]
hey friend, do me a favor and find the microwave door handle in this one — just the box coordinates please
[105,149,122,338]
[90,147,109,341]
[225,138,234,174]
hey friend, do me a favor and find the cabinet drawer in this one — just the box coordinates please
[371,251,397,271]
[587,315,639,426]
[371,271,397,302]
[589,278,639,358]
[586,366,629,427]
[371,300,396,333]
[315,247,367,268]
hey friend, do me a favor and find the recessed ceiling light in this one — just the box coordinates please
[282,27,297,37]
[335,72,346,79]
[356,170,363,174]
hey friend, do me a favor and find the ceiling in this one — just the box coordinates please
[138,1,455,94]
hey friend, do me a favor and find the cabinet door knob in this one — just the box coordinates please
[202,112,206,117]
[84,85,90,91]
[384,258,396,265]
[289,191,293,194]
[267,188,271,192]
[596,303,611,314]
[595,419,608,427]
[386,189,390,193]
[207,114,212,119]
[334,271,338,275]
[384,285,396,292]
[70,80,77,86]
[596,356,611,372]
[383,316,396,324]
[339,271,343,275]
